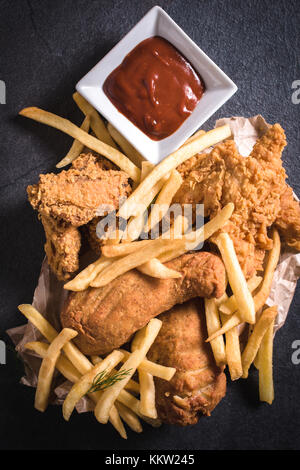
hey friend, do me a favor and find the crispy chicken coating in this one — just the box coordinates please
[148,301,226,425]
[61,252,226,355]
[27,153,132,227]
[41,215,81,281]
[174,125,294,278]
[27,153,132,279]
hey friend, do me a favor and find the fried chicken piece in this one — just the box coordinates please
[84,217,102,255]
[41,215,81,281]
[27,153,132,227]
[174,125,289,278]
[275,185,300,251]
[148,301,226,425]
[61,252,226,355]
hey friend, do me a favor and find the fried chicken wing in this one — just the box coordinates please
[27,153,132,227]
[41,215,81,281]
[174,124,297,278]
[148,301,226,425]
[61,252,226,355]
[27,153,132,279]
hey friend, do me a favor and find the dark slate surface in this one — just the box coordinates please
[1,0,300,450]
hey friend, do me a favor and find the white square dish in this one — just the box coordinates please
[76,5,237,164]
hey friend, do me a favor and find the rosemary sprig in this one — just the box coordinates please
[88,368,132,393]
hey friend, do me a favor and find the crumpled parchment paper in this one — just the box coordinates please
[6,115,300,411]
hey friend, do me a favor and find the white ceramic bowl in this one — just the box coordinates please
[76,5,237,164]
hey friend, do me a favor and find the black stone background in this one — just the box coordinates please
[0,0,300,450]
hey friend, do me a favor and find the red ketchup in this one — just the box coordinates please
[103,36,205,141]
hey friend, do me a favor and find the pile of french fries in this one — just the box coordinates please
[18,304,177,439]
[18,93,282,435]
[204,229,281,403]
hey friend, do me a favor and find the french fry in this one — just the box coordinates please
[137,258,181,279]
[146,170,183,233]
[141,161,155,178]
[115,402,143,433]
[35,328,78,412]
[25,342,127,437]
[158,203,235,264]
[19,306,145,424]
[137,370,157,419]
[107,123,145,168]
[119,349,175,381]
[63,350,124,421]
[184,129,206,144]
[219,275,262,315]
[135,215,188,278]
[121,175,168,241]
[258,320,275,404]
[253,229,281,312]
[206,313,241,342]
[20,307,130,436]
[131,331,157,419]
[241,306,278,378]
[118,125,231,219]
[204,299,226,366]
[19,107,140,182]
[215,232,255,324]
[25,341,81,384]
[56,115,90,168]
[73,92,117,148]
[220,311,243,381]
[119,161,156,242]
[94,319,162,424]
[90,238,184,287]
[18,304,94,375]
[64,256,115,291]
[102,240,152,258]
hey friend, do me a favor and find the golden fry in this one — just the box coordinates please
[19,107,140,181]
[204,299,226,366]
[94,319,162,424]
[115,402,143,433]
[241,306,278,378]
[219,275,262,315]
[215,232,255,324]
[35,328,77,412]
[90,238,183,287]
[206,313,241,342]
[73,92,117,148]
[146,170,183,233]
[56,115,90,168]
[119,349,175,381]
[220,311,243,380]
[258,320,275,404]
[63,350,124,421]
[64,256,115,291]
[107,122,144,167]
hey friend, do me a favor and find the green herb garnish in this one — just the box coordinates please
[88,368,132,393]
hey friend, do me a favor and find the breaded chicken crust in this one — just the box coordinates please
[148,301,226,425]
[61,252,226,355]
[174,125,293,278]
[41,215,81,281]
[27,153,132,227]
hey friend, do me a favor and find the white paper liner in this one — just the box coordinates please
[6,115,300,411]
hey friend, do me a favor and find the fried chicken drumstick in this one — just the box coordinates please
[61,252,226,355]
[148,300,226,425]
